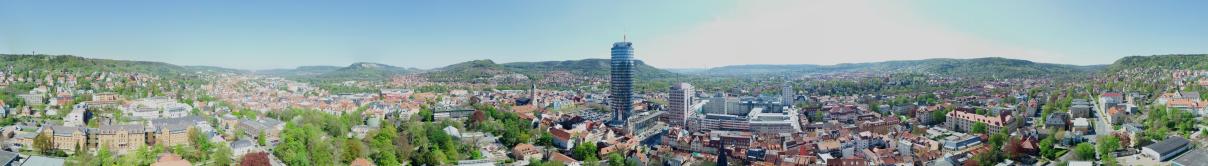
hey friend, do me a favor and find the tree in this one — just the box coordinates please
[971,122,988,134]
[187,128,211,161]
[393,132,415,164]
[536,131,555,146]
[97,144,115,166]
[584,154,600,166]
[32,132,54,155]
[973,149,1003,166]
[257,131,267,146]
[572,142,598,161]
[370,123,403,165]
[930,108,949,125]
[1074,143,1095,160]
[1004,138,1024,159]
[311,136,336,166]
[1102,154,1119,166]
[1115,133,1132,149]
[428,148,446,166]
[342,139,364,163]
[989,131,1007,149]
[1038,136,1056,159]
[1098,135,1121,165]
[67,143,94,165]
[418,108,434,122]
[123,145,157,166]
[275,123,312,166]
[608,153,625,166]
[213,143,233,166]
[240,152,272,166]
[376,148,402,166]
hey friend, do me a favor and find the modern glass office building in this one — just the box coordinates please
[610,41,634,127]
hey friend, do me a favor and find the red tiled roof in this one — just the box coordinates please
[1107,106,1123,115]
[550,152,578,163]
[947,111,1010,127]
[550,128,572,141]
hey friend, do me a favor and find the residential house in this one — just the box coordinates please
[1099,92,1124,116]
[550,128,575,151]
[1071,118,1090,135]
[511,143,543,161]
[1105,106,1126,125]
[550,152,581,166]
[1069,104,1092,119]
[1044,113,1070,131]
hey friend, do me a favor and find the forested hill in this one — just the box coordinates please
[1108,54,1208,71]
[417,59,679,82]
[256,63,415,81]
[686,57,1100,78]
[420,60,513,82]
[185,66,248,74]
[0,54,193,77]
[255,66,343,76]
[501,59,678,79]
[316,62,415,81]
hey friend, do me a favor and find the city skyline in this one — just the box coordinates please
[2,1,1206,69]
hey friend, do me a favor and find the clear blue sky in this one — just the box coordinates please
[1,1,1205,69]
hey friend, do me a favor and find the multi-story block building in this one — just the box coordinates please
[1070,99,1093,118]
[153,123,191,147]
[748,107,800,134]
[703,114,750,131]
[945,110,1015,134]
[91,125,147,153]
[38,119,201,154]
[664,83,694,128]
[42,125,86,152]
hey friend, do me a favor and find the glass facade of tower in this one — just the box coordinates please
[610,41,634,126]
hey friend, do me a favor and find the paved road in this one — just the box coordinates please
[1087,91,1113,142]
[1090,112,1112,141]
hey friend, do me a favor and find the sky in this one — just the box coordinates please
[1,0,1206,69]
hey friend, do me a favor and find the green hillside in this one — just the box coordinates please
[693,57,1098,78]
[1108,54,1208,71]
[0,54,193,77]
[502,59,678,80]
[185,66,248,74]
[421,60,515,82]
[316,62,414,81]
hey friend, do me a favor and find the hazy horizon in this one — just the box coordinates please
[3,0,1207,69]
